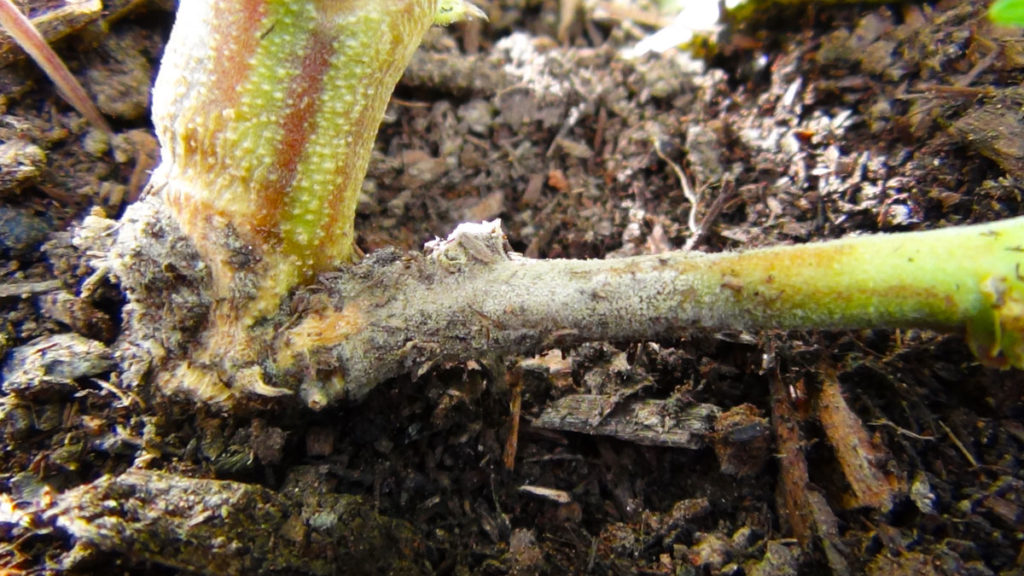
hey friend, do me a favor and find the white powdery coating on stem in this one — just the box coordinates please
[285,216,1024,406]
[289,224,737,403]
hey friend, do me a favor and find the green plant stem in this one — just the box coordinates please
[130,0,485,404]
[105,0,1023,408]
[273,217,1024,408]
[150,0,482,319]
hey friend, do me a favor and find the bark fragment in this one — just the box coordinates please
[818,368,902,512]
[533,394,719,449]
[770,373,851,575]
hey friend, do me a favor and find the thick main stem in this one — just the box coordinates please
[138,0,482,402]
[278,218,1024,408]
[150,0,468,318]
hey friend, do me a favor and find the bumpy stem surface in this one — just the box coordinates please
[110,0,1022,408]
[137,0,482,401]
[275,218,1024,408]
[150,0,480,317]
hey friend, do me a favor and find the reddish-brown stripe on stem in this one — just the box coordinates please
[251,29,336,239]
[312,5,443,268]
[193,0,266,113]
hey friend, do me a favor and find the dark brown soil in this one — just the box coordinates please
[1,1,1022,574]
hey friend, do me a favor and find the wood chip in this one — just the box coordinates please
[532,394,719,449]
[818,369,899,512]
[770,373,850,575]
[0,278,60,298]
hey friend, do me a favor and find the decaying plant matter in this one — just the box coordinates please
[83,0,1023,410]
[0,0,109,132]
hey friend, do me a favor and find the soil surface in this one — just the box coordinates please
[1,1,1023,574]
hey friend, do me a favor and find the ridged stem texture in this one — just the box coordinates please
[150,0,475,318]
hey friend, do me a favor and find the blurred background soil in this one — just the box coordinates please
[0,0,1022,574]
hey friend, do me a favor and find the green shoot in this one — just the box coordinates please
[990,0,1024,26]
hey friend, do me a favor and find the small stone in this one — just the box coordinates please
[0,205,54,259]
[2,333,114,397]
[0,140,46,196]
[712,403,771,477]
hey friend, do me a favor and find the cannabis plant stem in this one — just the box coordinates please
[155,1,416,314]
[151,0,483,318]
[134,0,483,402]
[277,218,1024,407]
[106,0,1022,408]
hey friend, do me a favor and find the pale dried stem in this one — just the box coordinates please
[104,198,1024,409]
[277,217,1024,408]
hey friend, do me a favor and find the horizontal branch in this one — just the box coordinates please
[277,218,1024,408]
[101,197,1023,408]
